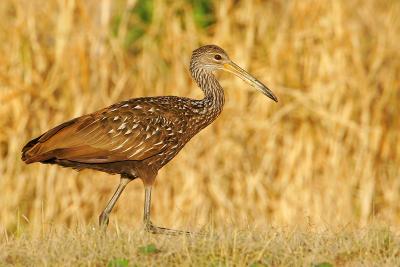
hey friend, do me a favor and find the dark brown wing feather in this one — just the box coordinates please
[22,101,177,164]
[21,118,78,161]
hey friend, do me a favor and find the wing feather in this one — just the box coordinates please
[26,102,177,163]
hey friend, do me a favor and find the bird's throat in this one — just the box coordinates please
[189,71,225,133]
[197,71,225,115]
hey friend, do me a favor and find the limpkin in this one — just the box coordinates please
[21,45,277,235]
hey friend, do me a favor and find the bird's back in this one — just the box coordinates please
[21,96,202,172]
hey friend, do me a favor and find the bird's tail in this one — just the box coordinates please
[21,119,78,164]
[21,136,50,163]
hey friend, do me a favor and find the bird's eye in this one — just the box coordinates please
[214,54,222,60]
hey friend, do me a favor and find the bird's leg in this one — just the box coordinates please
[99,176,131,228]
[143,185,152,227]
[143,185,191,236]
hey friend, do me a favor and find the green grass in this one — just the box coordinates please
[1,225,399,266]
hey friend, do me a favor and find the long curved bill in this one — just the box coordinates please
[223,61,278,102]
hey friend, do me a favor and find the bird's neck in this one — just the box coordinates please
[191,68,225,119]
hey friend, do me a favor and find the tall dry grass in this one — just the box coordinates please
[0,0,400,235]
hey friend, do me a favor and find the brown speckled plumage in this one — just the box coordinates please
[21,45,277,235]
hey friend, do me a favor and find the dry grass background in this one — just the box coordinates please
[1,0,400,240]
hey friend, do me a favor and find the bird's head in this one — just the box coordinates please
[190,45,278,102]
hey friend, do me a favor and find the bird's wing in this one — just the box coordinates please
[27,102,178,163]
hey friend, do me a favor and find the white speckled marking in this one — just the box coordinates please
[110,139,129,151]
[117,123,126,130]
[129,147,144,157]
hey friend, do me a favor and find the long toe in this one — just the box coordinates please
[145,223,193,236]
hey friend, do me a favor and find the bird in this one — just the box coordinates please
[21,45,277,235]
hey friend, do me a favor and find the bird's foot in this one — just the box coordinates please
[144,221,193,236]
[99,212,110,229]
